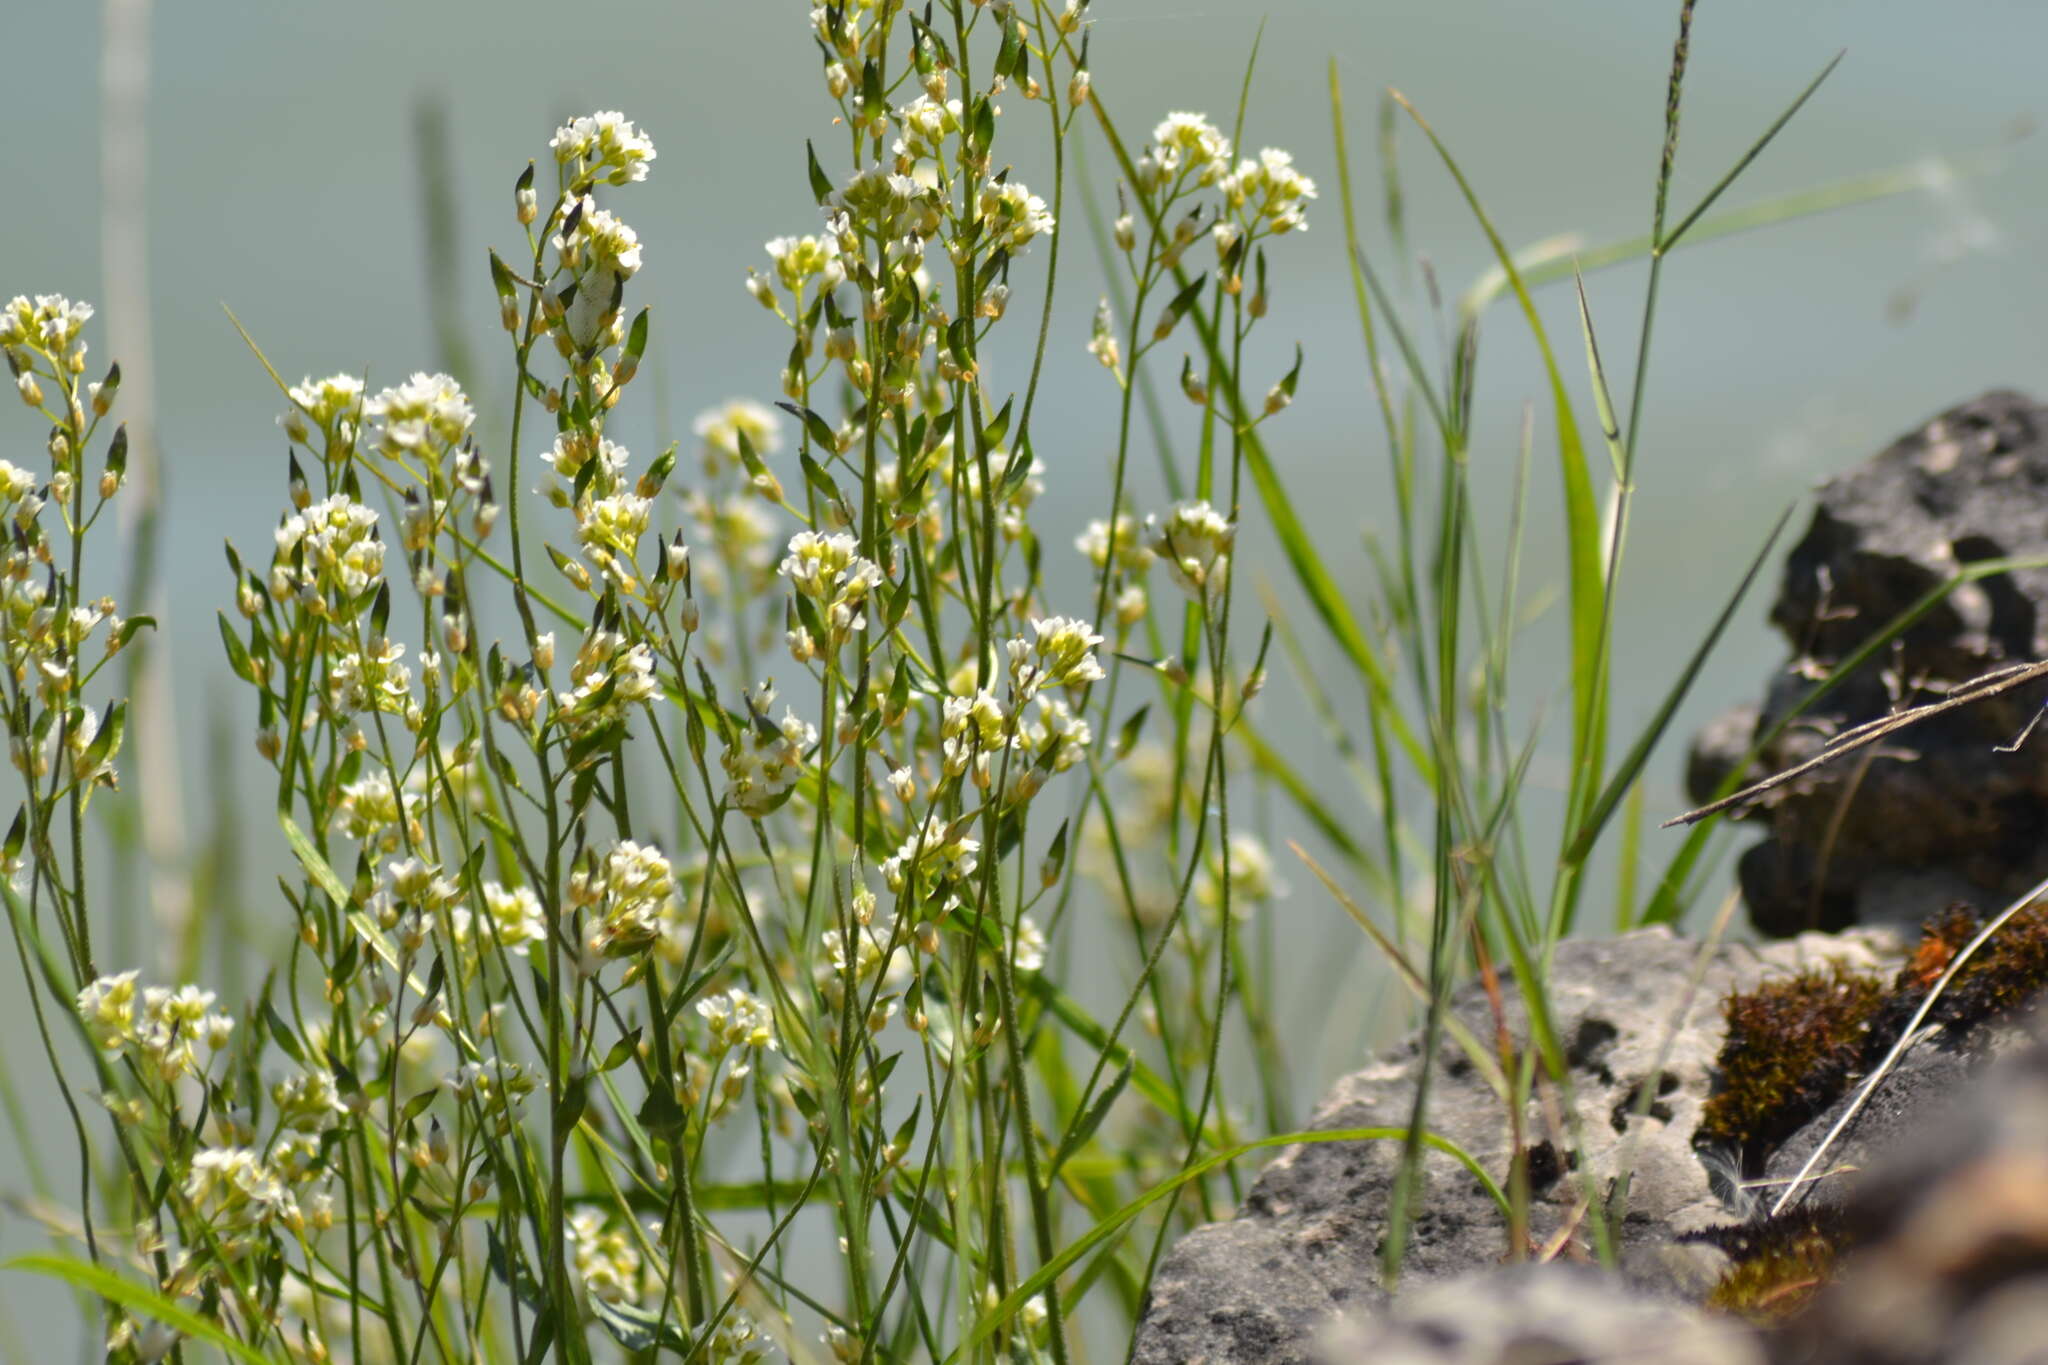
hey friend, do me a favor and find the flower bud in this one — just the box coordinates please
[16,373,41,408]
[90,363,120,416]
[825,61,851,99]
[1068,68,1091,107]
[533,632,556,670]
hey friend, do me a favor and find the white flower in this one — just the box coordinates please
[334,773,406,843]
[979,180,1056,252]
[286,373,366,436]
[549,111,658,185]
[578,492,651,556]
[1147,500,1235,603]
[1143,112,1233,188]
[1223,147,1318,233]
[539,432,629,493]
[76,970,139,1050]
[779,531,885,652]
[567,1207,645,1304]
[763,232,846,295]
[697,987,778,1052]
[722,705,817,815]
[693,398,784,473]
[894,94,963,161]
[1020,694,1092,772]
[558,630,657,724]
[0,294,93,353]
[272,494,384,603]
[364,372,475,459]
[1012,915,1047,972]
[479,881,547,955]
[553,196,644,278]
[1006,616,1106,698]
[880,825,980,896]
[1077,514,1151,574]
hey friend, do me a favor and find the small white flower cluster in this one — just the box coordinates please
[568,1207,649,1305]
[577,489,652,559]
[0,293,92,353]
[0,294,93,389]
[1006,616,1105,700]
[450,1058,540,1127]
[476,881,549,955]
[1148,499,1235,604]
[979,180,1056,253]
[271,494,385,607]
[574,839,677,959]
[1222,148,1318,234]
[556,626,658,730]
[721,690,817,817]
[696,987,778,1054]
[1019,693,1092,774]
[940,687,1010,781]
[1199,833,1287,917]
[272,1067,349,1133]
[693,398,783,478]
[327,638,413,716]
[280,372,366,458]
[882,823,981,910]
[893,94,963,163]
[818,913,914,1032]
[553,196,645,280]
[332,771,421,850]
[779,530,885,660]
[76,971,235,1084]
[548,110,658,187]
[363,371,476,461]
[184,1146,308,1237]
[1138,112,1233,192]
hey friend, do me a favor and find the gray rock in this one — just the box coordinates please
[1131,927,1898,1365]
[1686,390,2048,937]
[1773,1016,2048,1365]
[1316,1263,1764,1365]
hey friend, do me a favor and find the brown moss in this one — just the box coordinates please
[1698,966,1885,1173]
[1924,899,2048,1029]
[1699,1208,1847,1324]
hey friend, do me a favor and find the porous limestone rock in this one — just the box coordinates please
[1688,390,2048,936]
[1131,926,1896,1365]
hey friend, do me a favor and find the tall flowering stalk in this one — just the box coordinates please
[7,5,1318,1361]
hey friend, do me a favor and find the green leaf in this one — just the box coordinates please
[217,612,257,685]
[1049,1058,1131,1179]
[7,1254,277,1365]
[805,139,835,204]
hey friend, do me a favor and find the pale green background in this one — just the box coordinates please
[4,0,2046,1355]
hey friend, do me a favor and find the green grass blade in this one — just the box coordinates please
[1661,51,1846,251]
[1390,90,1607,842]
[1566,506,1791,865]
[9,1254,282,1365]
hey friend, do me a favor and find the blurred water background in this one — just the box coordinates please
[4,0,2047,1355]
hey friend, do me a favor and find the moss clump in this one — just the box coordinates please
[1698,966,1885,1173]
[1916,899,2048,1030]
[1698,1208,1847,1323]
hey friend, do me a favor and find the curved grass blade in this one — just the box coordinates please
[9,1253,280,1365]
